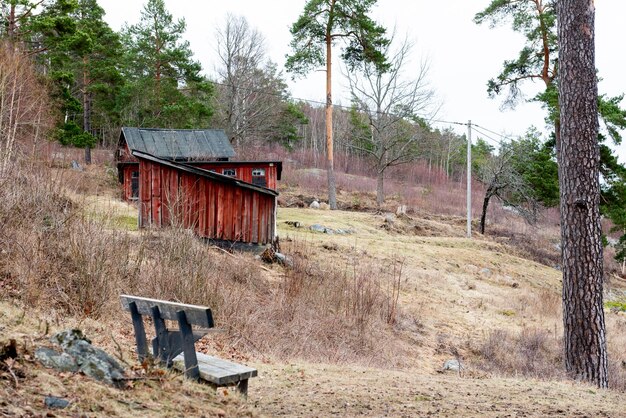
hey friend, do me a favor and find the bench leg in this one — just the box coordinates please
[236,379,249,397]
[151,306,170,365]
[128,301,149,362]
[176,310,200,381]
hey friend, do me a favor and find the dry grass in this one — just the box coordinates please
[0,160,408,369]
[0,301,256,417]
[3,147,626,416]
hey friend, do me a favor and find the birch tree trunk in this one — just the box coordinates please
[557,0,608,388]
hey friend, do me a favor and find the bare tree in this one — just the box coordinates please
[557,0,608,388]
[346,35,438,206]
[0,42,53,175]
[214,14,288,147]
[476,145,537,234]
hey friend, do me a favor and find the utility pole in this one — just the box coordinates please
[466,120,472,238]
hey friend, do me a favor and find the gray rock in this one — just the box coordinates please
[310,224,326,233]
[51,329,91,349]
[309,200,320,209]
[66,340,125,386]
[70,160,83,171]
[35,347,78,372]
[275,252,294,268]
[45,396,70,409]
[479,268,492,276]
[442,359,462,372]
[49,329,125,387]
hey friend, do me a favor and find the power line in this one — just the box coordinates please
[472,123,517,142]
[471,125,506,148]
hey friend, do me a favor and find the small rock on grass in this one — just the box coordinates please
[441,359,462,373]
[310,224,326,233]
[45,396,70,409]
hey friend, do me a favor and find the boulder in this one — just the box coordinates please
[40,329,126,387]
[275,252,294,268]
[309,201,320,209]
[310,224,326,233]
[35,347,78,373]
[45,396,70,409]
[319,202,330,210]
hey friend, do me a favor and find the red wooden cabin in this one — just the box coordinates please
[135,151,278,245]
[117,127,281,201]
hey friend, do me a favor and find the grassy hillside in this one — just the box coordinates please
[1,152,625,416]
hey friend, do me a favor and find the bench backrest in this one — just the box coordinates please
[120,294,214,328]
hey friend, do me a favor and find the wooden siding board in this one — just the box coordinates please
[150,163,161,226]
[242,192,251,242]
[226,188,234,241]
[251,194,259,244]
[198,180,206,235]
[140,161,152,227]
[234,188,242,241]
[208,181,216,238]
[217,184,224,239]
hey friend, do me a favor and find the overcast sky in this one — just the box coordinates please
[98,0,626,159]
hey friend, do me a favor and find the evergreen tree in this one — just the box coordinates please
[558,0,607,388]
[286,0,389,209]
[475,0,626,260]
[70,0,123,162]
[120,0,213,129]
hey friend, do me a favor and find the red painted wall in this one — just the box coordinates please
[120,160,279,201]
[138,159,276,244]
[193,162,279,190]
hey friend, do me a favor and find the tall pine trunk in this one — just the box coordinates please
[325,12,337,210]
[557,0,608,388]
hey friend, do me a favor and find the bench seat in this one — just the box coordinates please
[173,352,257,386]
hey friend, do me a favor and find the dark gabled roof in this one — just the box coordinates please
[132,151,278,197]
[121,127,236,160]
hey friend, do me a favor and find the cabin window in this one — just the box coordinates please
[131,171,139,199]
[222,168,236,177]
[252,168,267,187]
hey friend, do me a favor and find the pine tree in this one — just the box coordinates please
[557,0,608,388]
[120,0,213,129]
[286,0,389,209]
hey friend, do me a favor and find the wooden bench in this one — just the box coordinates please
[120,295,257,396]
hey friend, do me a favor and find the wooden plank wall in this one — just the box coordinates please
[139,160,276,244]
[194,163,278,190]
